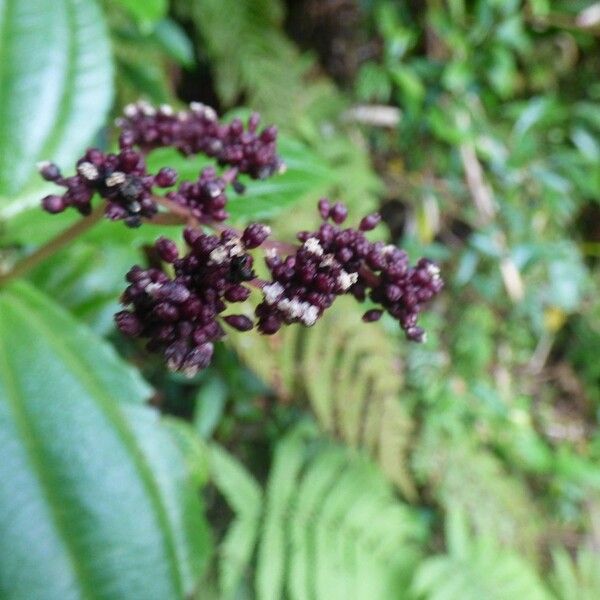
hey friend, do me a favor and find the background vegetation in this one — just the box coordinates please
[1,0,600,598]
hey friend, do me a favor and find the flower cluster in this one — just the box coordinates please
[39,101,283,226]
[255,199,443,341]
[36,98,442,375]
[115,223,270,376]
[39,147,175,227]
[115,199,442,375]
[117,101,284,179]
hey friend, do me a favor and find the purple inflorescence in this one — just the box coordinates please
[256,201,443,342]
[38,147,170,227]
[36,97,443,377]
[39,101,284,226]
[115,200,443,374]
[115,224,265,376]
[117,101,285,179]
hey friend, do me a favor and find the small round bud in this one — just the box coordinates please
[154,282,191,304]
[258,315,282,335]
[318,198,331,219]
[230,118,244,137]
[154,302,180,322]
[223,314,254,331]
[260,125,277,143]
[359,213,381,231]
[37,161,61,181]
[181,343,214,377]
[155,237,179,263]
[41,195,66,214]
[330,202,348,224]
[406,326,426,343]
[242,223,271,249]
[115,311,143,336]
[248,112,261,133]
[119,131,135,149]
[362,309,383,323]
[183,227,202,247]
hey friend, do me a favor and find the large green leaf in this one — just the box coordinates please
[0,0,112,199]
[0,281,210,599]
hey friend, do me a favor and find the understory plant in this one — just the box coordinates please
[1,1,599,599]
[15,100,443,376]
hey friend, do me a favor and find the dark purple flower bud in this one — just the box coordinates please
[183,227,202,247]
[223,314,254,331]
[154,302,180,322]
[385,284,402,302]
[318,198,331,219]
[155,237,179,263]
[330,202,348,224]
[119,131,135,149]
[314,273,334,293]
[38,161,61,182]
[41,194,66,214]
[260,125,278,143]
[155,167,178,187]
[406,326,426,343]
[181,343,214,376]
[362,309,383,323]
[115,311,143,336]
[336,247,353,263]
[153,282,191,304]
[258,315,282,335]
[230,118,244,137]
[248,112,260,133]
[223,284,250,302]
[359,213,381,231]
[242,223,271,249]
[105,203,129,221]
[165,341,188,372]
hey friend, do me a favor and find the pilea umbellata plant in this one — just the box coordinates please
[22,101,443,377]
[2,1,600,599]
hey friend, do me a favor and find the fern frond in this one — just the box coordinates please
[208,445,263,599]
[412,422,542,557]
[181,0,328,123]
[413,508,552,600]
[230,296,416,500]
[550,547,600,600]
[210,425,424,600]
[181,0,381,211]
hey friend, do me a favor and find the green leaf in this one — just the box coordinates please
[229,137,334,222]
[0,0,113,198]
[551,547,600,600]
[110,0,167,30]
[194,376,227,439]
[144,135,334,223]
[229,295,416,499]
[0,281,210,599]
[151,19,195,67]
[413,508,551,600]
[209,444,263,599]
[255,430,307,600]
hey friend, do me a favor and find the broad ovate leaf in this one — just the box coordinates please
[0,281,210,599]
[0,0,112,200]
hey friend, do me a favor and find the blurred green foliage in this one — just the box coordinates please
[1,0,600,598]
